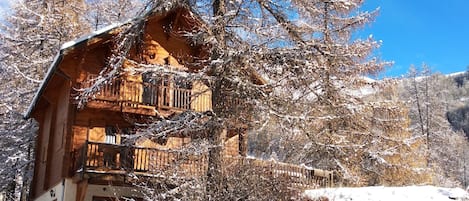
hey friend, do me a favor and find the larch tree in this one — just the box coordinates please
[71,0,425,197]
[256,0,403,185]
[0,0,88,200]
[85,0,142,30]
[400,65,469,187]
[0,0,160,199]
[362,81,431,185]
[245,0,431,186]
[0,0,433,199]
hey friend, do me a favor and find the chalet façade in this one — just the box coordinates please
[24,4,332,201]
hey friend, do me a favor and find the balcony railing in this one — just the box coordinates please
[73,141,333,188]
[73,141,208,178]
[79,76,211,113]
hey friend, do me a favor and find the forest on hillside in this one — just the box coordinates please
[0,0,468,200]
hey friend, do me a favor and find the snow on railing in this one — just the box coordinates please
[78,75,211,112]
[73,141,333,189]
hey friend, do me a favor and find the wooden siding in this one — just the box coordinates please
[191,81,212,112]
[31,79,72,198]
[224,134,240,157]
[72,126,88,151]
[32,105,53,197]
[46,81,69,187]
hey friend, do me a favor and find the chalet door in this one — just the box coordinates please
[142,72,158,106]
[119,129,135,171]
[104,126,117,144]
[161,76,172,107]
[103,127,118,168]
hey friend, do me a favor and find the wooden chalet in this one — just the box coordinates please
[25,4,333,201]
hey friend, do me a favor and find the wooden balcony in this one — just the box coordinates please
[72,141,334,189]
[78,77,211,116]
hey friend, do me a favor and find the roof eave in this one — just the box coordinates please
[23,23,125,120]
[23,51,63,119]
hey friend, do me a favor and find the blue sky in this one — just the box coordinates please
[360,0,469,78]
[0,1,9,10]
[1,1,467,77]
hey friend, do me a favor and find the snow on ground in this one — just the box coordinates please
[304,186,469,201]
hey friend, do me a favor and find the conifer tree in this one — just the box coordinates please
[73,0,421,190]
[0,1,87,199]
[400,65,469,187]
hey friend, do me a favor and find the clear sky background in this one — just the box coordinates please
[1,1,468,77]
[0,1,10,11]
[360,0,469,78]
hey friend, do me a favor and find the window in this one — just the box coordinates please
[105,126,117,144]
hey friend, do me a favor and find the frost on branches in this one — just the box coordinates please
[0,0,441,200]
[0,1,88,200]
[0,0,139,200]
[400,65,469,187]
[70,0,431,194]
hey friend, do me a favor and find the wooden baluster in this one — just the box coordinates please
[132,148,137,171]
[137,148,142,171]
[92,143,97,167]
[131,82,135,104]
[135,148,140,171]
[163,151,167,171]
[179,89,183,109]
[88,143,94,167]
[148,149,153,172]
[156,150,163,171]
[182,89,185,109]
[130,81,135,103]
[176,89,180,108]
[174,89,178,108]
[182,89,186,109]
[156,150,161,171]
[121,80,126,102]
[139,148,143,171]
[86,143,91,167]
[142,148,147,171]
[134,82,137,105]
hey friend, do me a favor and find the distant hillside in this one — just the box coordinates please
[397,70,469,140]
[445,71,469,138]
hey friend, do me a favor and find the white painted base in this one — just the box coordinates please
[84,184,144,201]
[33,178,144,201]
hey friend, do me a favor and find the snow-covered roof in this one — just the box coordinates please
[61,23,124,50]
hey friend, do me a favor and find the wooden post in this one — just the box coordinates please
[238,129,247,157]
[80,141,88,180]
[169,76,174,108]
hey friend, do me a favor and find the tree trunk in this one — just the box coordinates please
[206,0,227,198]
[206,118,224,200]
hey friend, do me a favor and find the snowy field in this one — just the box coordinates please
[304,186,469,201]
